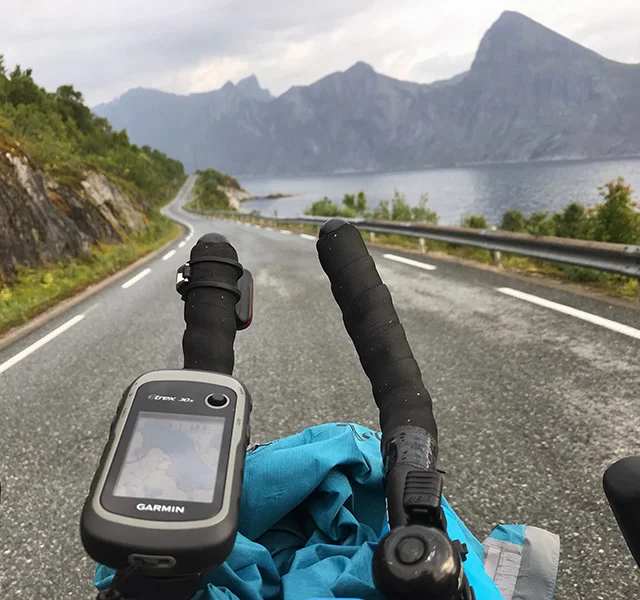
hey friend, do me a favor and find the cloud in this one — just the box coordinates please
[1,0,639,106]
[408,53,475,83]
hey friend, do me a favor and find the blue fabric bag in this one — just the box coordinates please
[97,423,556,599]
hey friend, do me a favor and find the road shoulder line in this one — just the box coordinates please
[497,287,640,340]
[383,253,437,271]
[0,230,183,353]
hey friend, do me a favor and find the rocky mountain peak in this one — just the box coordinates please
[236,74,273,102]
[472,10,604,73]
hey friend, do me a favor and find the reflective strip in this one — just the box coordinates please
[482,538,522,600]
[512,527,560,600]
[483,526,560,600]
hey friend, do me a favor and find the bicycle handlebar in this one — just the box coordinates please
[316,220,438,443]
[317,219,439,525]
[604,456,640,568]
[317,220,472,600]
[182,233,243,374]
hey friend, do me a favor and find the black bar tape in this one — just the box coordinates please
[182,233,241,375]
[316,220,438,450]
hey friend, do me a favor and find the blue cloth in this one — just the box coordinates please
[96,423,503,599]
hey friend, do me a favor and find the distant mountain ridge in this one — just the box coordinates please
[94,11,640,175]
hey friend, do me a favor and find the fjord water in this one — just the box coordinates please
[242,158,640,226]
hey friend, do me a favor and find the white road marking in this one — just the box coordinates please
[383,254,437,271]
[162,250,176,261]
[244,223,251,227]
[121,268,152,289]
[0,315,85,376]
[265,227,273,231]
[497,287,640,340]
[179,241,186,248]
[300,234,316,241]
[85,303,101,315]
[280,230,292,235]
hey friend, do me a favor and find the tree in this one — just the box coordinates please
[305,197,344,217]
[554,202,593,239]
[341,191,368,216]
[56,84,84,104]
[372,200,390,220]
[342,193,356,212]
[525,211,556,237]
[411,193,438,224]
[0,54,5,76]
[391,189,412,221]
[6,65,41,106]
[501,209,526,232]
[462,214,488,229]
[592,177,640,244]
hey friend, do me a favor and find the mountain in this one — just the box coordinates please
[93,11,640,175]
[236,75,273,102]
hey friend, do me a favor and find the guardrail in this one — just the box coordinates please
[186,208,640,281]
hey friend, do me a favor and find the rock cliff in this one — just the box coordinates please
[0,146,148,282]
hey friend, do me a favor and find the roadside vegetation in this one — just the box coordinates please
[0,55,187,333]
[0,55,184,198]
[305,189,438,223]
[222,178,640,300]
[0,212,179,333]
[185,169,241,211]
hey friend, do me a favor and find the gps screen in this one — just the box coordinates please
[112,412,225,503]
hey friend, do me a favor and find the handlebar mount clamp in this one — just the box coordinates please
[176,259,254,330]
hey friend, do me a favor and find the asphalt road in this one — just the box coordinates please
[1,178,640,599]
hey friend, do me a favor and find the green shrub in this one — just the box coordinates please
[342,191,367,216]
[187,169,240,211]
[194,168,242,191]
[525,211,556,237]
[410,193,438,224]
[554,202,593,239]
[372,200,390,220]
[501,209,526,232]
[304,197,354,218]
[592,177,640,244]
[462,214,488,229]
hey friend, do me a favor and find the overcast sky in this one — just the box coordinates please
[1,0,639,106]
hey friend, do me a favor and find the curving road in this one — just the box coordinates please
[1,177,639,598]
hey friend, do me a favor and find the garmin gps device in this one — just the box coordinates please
[80,369,251,576]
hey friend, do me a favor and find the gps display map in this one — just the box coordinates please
[113,412,224,503]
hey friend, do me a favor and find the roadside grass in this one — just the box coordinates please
[1,197,182,335]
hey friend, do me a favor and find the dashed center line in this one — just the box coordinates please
[121,268,152,289]
[179,241,186,248]
[162,250,176,261]
[383,254,437,271]
[497,287,640,340]
[280,230,292,235]
[300,234,316,241]
[0,314,85,376]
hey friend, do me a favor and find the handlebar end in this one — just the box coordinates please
[373,525,465,600]
[197,233,231,244]
[319,218,349,239]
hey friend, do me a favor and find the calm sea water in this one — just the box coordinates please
[241,158,640,226]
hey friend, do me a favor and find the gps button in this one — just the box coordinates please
[206,392,230,408]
